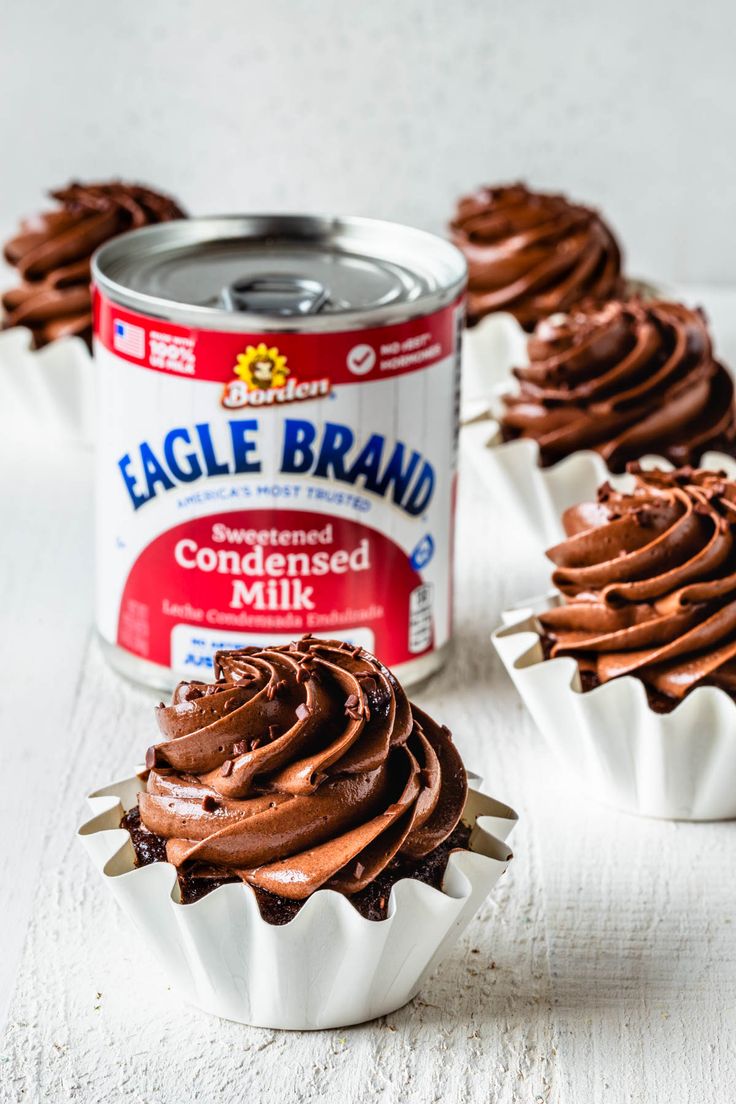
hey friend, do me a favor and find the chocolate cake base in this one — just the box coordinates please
[121,807,472,924]
[577,668,683,714]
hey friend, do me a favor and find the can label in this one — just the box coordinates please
[94,291,462,677]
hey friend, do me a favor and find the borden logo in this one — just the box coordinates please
[221,343,331,409]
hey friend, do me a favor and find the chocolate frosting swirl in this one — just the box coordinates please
[2,181,185,347]
[501,299,736,472]
[541,466,736,703]
[450,183,623,328]
[139,639,468,900]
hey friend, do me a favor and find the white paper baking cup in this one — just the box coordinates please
[461,312,528,422]
[78,771,516,1029]
[459,276,687,544]
[0,325,94,446]
[463,410,736,547]
[493,595,736,820]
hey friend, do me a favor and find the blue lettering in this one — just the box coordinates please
[403,460,435,516]
[141,442,175,499]
[230,419,261,473]
[370,440,422,505]
[195,423,230,476]
[313,422,355,480]
[344,433,384,490]
[118,453,149,510]
[115,417,436,516]
[163,427,203,483]
[281,419,316,473]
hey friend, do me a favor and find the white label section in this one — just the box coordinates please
[171,625,375,678]
[95,343,456,656]
[408,583,434,654]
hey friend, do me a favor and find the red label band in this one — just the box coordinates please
[94,289,462,387]
[117,509,437,669]
[95,288,460,678]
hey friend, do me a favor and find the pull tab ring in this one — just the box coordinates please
[221,275,329,316]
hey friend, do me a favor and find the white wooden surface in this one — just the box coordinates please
[2,288,736,1103]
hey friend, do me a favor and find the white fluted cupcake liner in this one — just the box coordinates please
[78,771,516,1030]
[493,595,736,820]
[463,412,736,547]
[461,312,528,422]
[0,326,94,446]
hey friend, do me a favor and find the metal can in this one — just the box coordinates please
[92,215,466,690]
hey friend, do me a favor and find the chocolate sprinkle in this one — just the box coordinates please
[266,679,285,701]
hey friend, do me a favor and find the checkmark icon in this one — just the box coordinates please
[346,343,376,376]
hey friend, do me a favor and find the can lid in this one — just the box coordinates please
[93,215,466,332]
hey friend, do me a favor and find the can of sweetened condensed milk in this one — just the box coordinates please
[92,215,466,689]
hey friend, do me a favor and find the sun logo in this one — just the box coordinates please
[234,344,289,391]
[221,341,331,409]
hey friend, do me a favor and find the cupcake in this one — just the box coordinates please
[0,180,185,447]
[463,297,736,544]
[493,464,736,819]
[502,299,736,472]
[450,182,623,330]
[80,638,516,1028]
[2,180,185,348]
[543,465,736,709]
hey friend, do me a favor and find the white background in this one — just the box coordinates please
[4,8,736,1101]
[2,0,736,286]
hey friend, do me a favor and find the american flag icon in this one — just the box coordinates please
[113,319,146,359]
